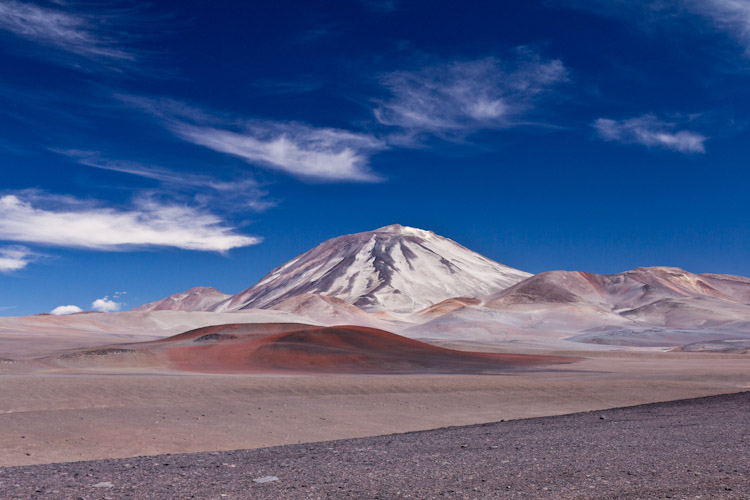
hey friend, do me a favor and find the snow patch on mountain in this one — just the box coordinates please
[211,224,531,313]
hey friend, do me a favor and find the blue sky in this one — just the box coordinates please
[0,0,749,315]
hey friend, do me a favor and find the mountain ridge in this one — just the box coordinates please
[133,286,230,312]
[125,226,750,352]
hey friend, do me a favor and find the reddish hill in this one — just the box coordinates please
[43,323,575,375]
[151,322,315,344]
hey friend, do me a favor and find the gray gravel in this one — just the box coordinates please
[1,392,748,499]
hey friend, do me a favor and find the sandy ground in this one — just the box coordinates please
[1,352,748,467]
[2,392,748,499]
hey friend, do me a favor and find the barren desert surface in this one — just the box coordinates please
[1,392,748,499]
[1,350,748,467]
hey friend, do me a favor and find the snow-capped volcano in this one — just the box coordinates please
[211,224,531,313]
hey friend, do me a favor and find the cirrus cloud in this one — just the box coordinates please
[550,0,750,54]
[374,49,568,138]
[593,114,707,153]
[0,0,143,70]
[52,149,276,213]
[121,95,386,183]
[172,122,385,182]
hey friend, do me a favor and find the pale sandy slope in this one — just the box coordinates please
[0,310,324,359]
[1,352,748,467]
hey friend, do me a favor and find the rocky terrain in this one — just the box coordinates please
[1,391,747,499]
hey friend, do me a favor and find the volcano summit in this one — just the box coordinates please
[209,224,531,314]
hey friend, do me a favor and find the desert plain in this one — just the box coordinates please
[2,330,748,467]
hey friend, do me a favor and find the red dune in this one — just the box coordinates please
[149,322,315,344]
[45,323,576,375]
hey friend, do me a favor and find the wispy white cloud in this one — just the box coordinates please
[551,0,750,53]
[122,96,386,182]
[173,122,385,182]
[92,296,120,312]
[0,191,260,252]
[0,0,140,68]
[53,149,275,212]
[693,0,750,53]
[50,304,83,315]
[118,95,229,125]
[374,50,568,138]
[0,245,36,273]
[593,114,707,153]
[121,50,565,183]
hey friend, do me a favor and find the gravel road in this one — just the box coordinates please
[1,391,748,499]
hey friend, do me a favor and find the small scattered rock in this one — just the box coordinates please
[93,482,114,489]
[253,476,279,484]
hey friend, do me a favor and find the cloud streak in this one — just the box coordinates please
[122,50,566,183]
[594,114,707,153]
[551,0,750,53]
[54,149,275,212]
[0,245,36,272]
[374,50,568,138]
[0,0,140,68]
[0,192,260,252]
[123,96,386,182]
[173,122,385,182]
[693,0,750,53]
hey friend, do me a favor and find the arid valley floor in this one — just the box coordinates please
[2,226,750,498]
[2,346,748,468]
[2,392,748,499]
